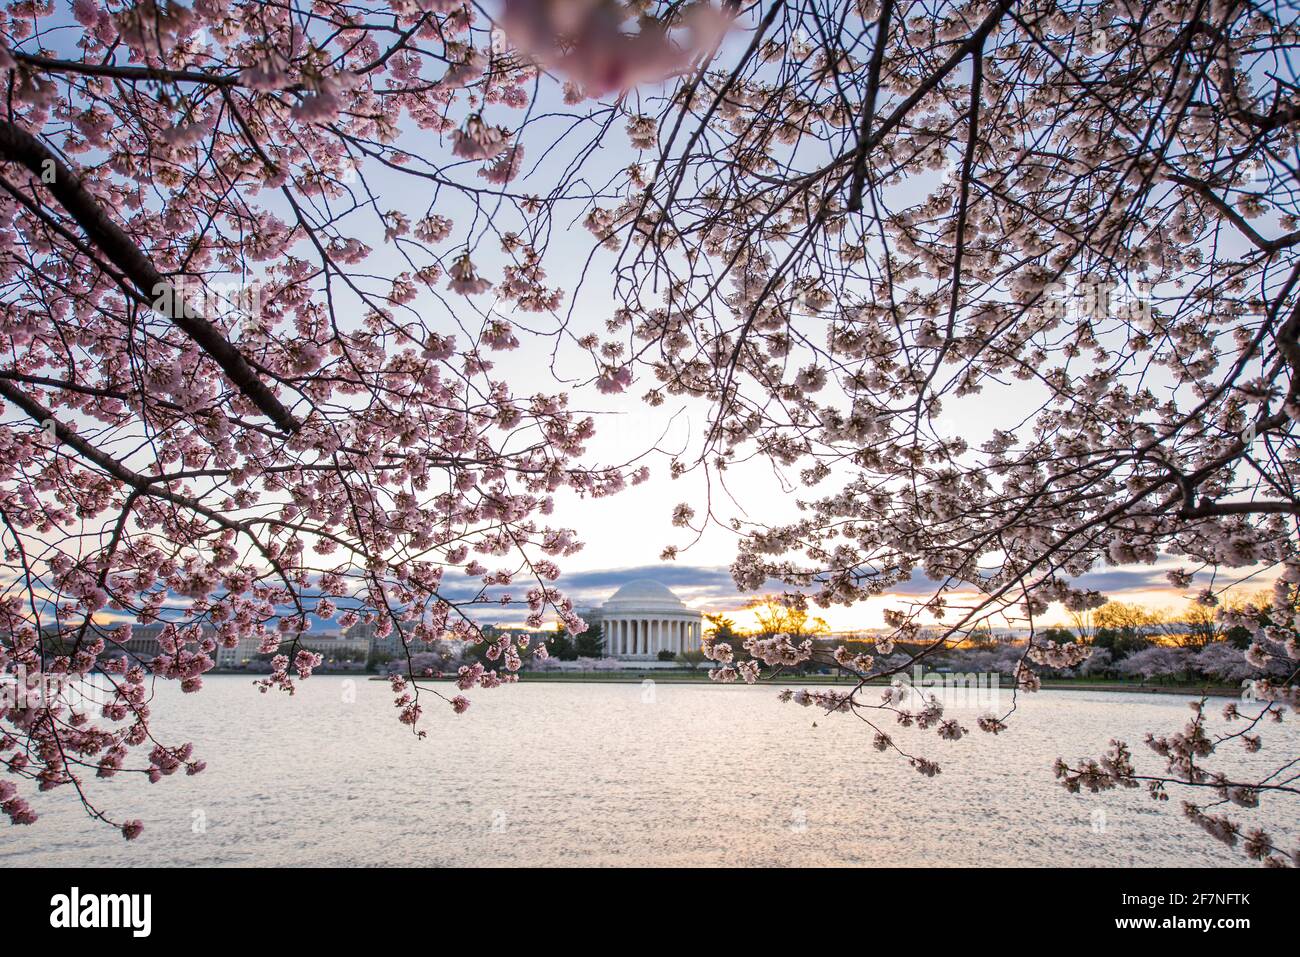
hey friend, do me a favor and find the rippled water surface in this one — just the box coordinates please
[2,676,1293,867]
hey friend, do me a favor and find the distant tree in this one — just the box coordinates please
[951,646,1000,675]
[403,652,444,677]
[746,594,829,641]
[1038,626,1076,644]
[703,613,738,643]
[836,636,878,655]
[547,629,577,661]
[963,622,1000,650]
[1067,607,1098,645]
[1077,648,1115,679]
[1093,628,1153,661]
[1117,647,1192,684]
[574,623,605,660]
[1192,642,1259,683]
[657,649,676,662]
[675,649,708,671]
[1091,602,1163,659]
[1095,602,1165,635]
[1170,603,1223,650]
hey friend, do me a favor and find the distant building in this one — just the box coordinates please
[345,618,410,659]
[213,634,261,669]
[115,623,216,662]
[106,624,364,669]
[118,624,255,669]
[589,580,702,660]
[301,631,368,662]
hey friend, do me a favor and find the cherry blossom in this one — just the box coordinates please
[0,0,646,836]
[2,0,1297,868]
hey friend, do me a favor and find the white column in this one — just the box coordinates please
[620,619,627,656]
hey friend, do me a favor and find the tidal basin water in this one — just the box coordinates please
[3,676,1294,867]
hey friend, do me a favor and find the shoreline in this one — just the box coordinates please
[303,672,1242,698]
[195,670,1241,698]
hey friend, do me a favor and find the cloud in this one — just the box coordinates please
[548,564,761,611]
[448,563,788,616]
[99,559,1236,633]
[341,563,1201,626]
[881,564,1190,596]
[556,563,737,597]
[540,562,1197,614]
[1067,567,1182,592]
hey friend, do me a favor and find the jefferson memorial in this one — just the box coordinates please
[591,580,703,660]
